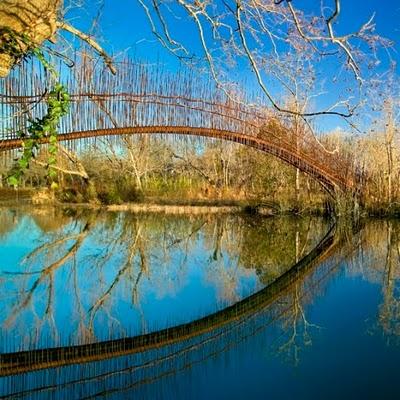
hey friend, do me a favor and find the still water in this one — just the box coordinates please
[0,208,399,399]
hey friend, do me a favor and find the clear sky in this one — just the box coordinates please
[66,0,399,64]
[64,0,399,130]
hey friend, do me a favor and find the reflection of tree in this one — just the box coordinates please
[87,221,148,335]
[1,211,213,346]
[0,210,330,350]
[273,225,364,366]
[4,216,92,331]
[202,215,326,306]
[0,209,18,238]
[379,221,400,339]
[276,283,321,366]
[346,220,400,341]
[30,208,73,233]
[202,216,243,303]
[239,216,322,285]
[0,222,339,393]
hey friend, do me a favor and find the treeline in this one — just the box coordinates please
[79,136,328,209]
[0,134,328,212]
[0,108,398,216]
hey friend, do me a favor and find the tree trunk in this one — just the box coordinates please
[0,0,62,77]
[384,100,395,204]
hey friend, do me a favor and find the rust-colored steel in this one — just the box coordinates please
[0,57,354,193]
[0,126,350,192]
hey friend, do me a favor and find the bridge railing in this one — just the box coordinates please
[0,57,354,191]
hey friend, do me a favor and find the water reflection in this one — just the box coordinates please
[0,208,327,353]
[347,220,400,342]
[1,210,400,399]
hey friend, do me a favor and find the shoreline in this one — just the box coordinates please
[0,200,278,216]
[1,188,398,218]
[0,188,280,215]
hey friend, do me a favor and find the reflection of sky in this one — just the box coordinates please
[2,219,400,399]
[0,217,38,267]
[170,266,399,400]
[0,210,323,351]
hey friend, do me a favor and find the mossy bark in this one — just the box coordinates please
[0,0,62,77]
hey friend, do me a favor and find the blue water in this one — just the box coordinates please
[0,209,399,399]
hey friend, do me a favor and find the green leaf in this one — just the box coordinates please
[25,139,34,148]
[49,135,58,144]
[8,77,69,190]
[18,158,28,169]
[7,176,19,187]
[48,169,57,178]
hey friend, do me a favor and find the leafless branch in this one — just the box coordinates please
[57,21,117,74]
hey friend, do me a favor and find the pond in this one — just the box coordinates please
[0,208,399,399]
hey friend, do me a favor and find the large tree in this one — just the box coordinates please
[0,0,115,77]
[0,1,390,117]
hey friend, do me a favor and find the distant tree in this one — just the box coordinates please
[358,67,400,206]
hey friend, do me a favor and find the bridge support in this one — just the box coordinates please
[326,185,362,219]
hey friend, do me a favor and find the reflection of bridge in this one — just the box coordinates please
[0,223,337,377]
[0,60,353,195]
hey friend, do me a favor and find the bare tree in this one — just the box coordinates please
[357,67,400,207]
[137,0,390,120]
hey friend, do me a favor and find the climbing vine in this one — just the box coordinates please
[2,28,70,189]
[0,27,35,65]
[7,84,70,189]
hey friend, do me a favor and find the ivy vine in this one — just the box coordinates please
[8,84,70,189]
[0,27,34,65]
[2,28,70,189]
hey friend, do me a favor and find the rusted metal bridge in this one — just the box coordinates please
[0,59,354,195]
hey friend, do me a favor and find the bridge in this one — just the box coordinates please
[0,59,354,195]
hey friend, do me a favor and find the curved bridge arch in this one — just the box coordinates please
[0,59,354,197]
[0,125,352,195]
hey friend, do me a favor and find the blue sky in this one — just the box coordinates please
[64,0,399,130]
[66,1,399,58]
[66,0,399,65]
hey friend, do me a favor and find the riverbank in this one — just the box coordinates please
[0,188,325,216]
[2,187,399,218]
[0,196,274,216]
